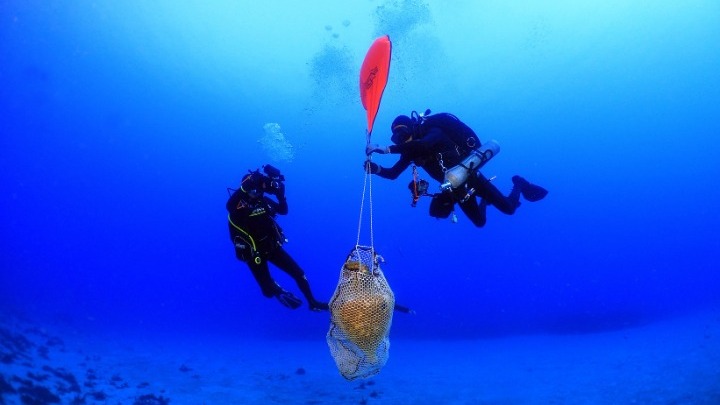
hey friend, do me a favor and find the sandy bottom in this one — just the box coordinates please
[1,309,719,404]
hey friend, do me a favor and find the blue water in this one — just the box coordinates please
[2,0,719,347]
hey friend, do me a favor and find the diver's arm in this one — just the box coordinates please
[264,181,288,215]
[376,155,412,180]
[276,195,288,215]
[274,195,288,215]
[387,128,444,155]
[264,195,288,216]
[371,130,442,179]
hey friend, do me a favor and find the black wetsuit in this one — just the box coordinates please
[376,124,521,227]
[226,188,321,305]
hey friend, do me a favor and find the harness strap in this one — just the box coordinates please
[228,215,258,251]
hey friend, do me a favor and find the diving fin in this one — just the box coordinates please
[309,300,329,312]
[276,290,302,309]
[512,175,548,202]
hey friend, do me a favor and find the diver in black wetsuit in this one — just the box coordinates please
[226,165,328,311]
[365,111,547,227]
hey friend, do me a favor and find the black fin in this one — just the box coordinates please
[276,291,302,309]
[309,301,329,312]
[512,176,548,202]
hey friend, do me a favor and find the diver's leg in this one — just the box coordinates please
[429,193,454,219]
[246,260,281,298]
[269,248,328,311]
[458,195,487,228]
[247,257,301,309]
[472,173,520,215]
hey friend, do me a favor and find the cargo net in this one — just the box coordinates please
[327,246,395,380]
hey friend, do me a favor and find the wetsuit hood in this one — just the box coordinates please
[390,115,415,144]
[241,171,265,199]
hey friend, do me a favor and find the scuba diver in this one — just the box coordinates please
[226,164,329,311]
[364,110,548,227]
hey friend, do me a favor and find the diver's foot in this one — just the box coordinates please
[275,290,302,309]
[309,301,329,312]
[512,175,548,202]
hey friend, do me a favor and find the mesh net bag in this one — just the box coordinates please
[327,246,395,380]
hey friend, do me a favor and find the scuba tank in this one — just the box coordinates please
[440,140,501,191]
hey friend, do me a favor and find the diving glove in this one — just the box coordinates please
[363,161,381,174]
[276,290,302,309]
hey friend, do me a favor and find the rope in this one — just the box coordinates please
[356,150,375,268]
[355,164,369,248]
[369,164,374,261]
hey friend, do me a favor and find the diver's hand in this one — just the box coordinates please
[366,144,388,156]
[272,181,285,199]
[265,180,285,197]
[363,161,381,175]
